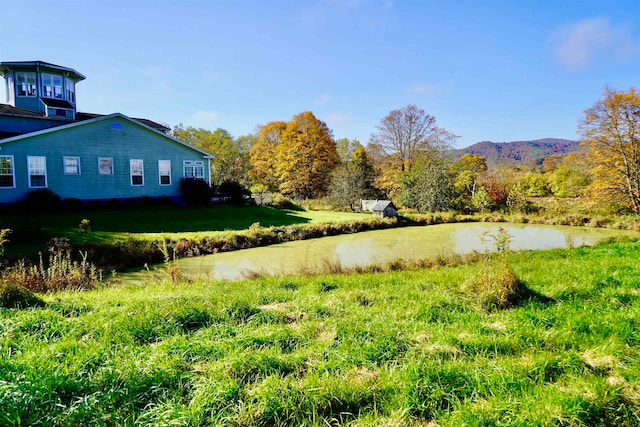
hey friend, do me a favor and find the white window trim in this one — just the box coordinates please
[0,155,15,189]
[63,156,81,175]
[16,72,36,97]
[183,160,205,179]
[27,156,47,189]
[130,159,144,186]
[98,157,114,175]
[158,160,171,186]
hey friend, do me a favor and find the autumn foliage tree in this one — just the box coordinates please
[329,145,377,209]
[173,125,250,187]
[579,87,640,214]
[370,105,458,173]
[249,121,287,192]
[276,112,337,199]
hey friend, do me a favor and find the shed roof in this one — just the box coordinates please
[372,200,395,211]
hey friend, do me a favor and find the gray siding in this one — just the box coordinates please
[0,116,210,202]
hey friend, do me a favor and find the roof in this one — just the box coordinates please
[372,200,395,211]
[0,61,85,81]
[0,112,213,159]
[0,104,170,133]
[75,112,170,132]
[41,98,75,109]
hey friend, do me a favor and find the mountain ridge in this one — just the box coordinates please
[448,138,581,166]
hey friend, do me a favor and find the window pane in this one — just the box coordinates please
[159,160,171,185]
[99,158,113,175]
[0,157,12,175]
[64,157,80,175]
[0,176,13,187]
[28,157,46,188]
[30,175,46,187]
[130,159,143,186]
[53,76,63,98]
[0,156,13,188]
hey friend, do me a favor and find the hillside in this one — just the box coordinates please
[449,138,580,167]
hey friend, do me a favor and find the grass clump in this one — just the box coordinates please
[0,282,45,308]
[461,226,529,311]
[462,261,526,310]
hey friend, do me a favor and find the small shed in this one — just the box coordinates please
[361,199,379,212]
[372,200,397,218]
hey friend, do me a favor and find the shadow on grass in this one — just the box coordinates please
[1,205,312,260]
[521,282,555,306]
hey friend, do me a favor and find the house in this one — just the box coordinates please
[372,200,397,218]
[0,60,212,204]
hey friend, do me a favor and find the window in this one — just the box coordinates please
[0,156,14,188]
[65,77,75,102]
[16,72,36,97]
[158,160,171,185]
[183,160,205,179]
[130,159,144,186]
[63,157,80,175]
[28,156,47,188]
[42,73,63,99]
[98,157,113,175]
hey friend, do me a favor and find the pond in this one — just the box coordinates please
[164,223,638,281]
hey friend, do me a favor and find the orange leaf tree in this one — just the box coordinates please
[579,87,640,214]
[249,121,287,193]
[276,112,337,199]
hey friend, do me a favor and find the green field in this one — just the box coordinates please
[1,238,639,426]
[1,205,370,259]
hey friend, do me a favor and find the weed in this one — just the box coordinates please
[0,228,10,258]
[1,245,101,292]
[78,218,91,234]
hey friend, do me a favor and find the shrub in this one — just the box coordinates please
[24,189,61,212]
[0,282,45,308]
[216,180,251,205]
[180,178,212,206]
[271,194,303,210]
[60,198,84,211]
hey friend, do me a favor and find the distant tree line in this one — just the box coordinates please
[172,91,640,215]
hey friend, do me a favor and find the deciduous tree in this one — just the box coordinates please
[398,152,456,212]
[249,121,287,192]
[579,87,640,213]
[329,145,377,209]
[173,125,250,186]
[277,112,337,199]
[370,105,458,172]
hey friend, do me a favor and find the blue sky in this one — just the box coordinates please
[1,0,639,148]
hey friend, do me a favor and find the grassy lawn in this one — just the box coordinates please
[1,239,639,425]
[0,205,370,258]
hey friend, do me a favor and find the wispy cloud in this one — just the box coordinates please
[201,70,220,85]
[315,93,333,105]
[191,110,220,127]
[325,111,353,126]
[298,0,393,31]
[550,17,640,70]
[407,81,454,96]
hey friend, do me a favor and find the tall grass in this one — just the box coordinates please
[1,238,639,425]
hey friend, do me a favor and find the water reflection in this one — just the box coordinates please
[171,223,636,281]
